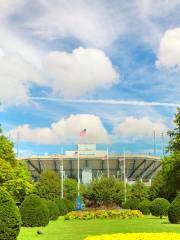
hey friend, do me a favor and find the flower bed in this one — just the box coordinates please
[64,209,143,220]
[84,233,180,240]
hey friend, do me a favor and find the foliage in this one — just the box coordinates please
[150,198,170,219]
[20,194,49,227]
[167,107,180,152]
[54,198,68,216]
[64,209,143,220]
[84,233,180,240]
[0,188,21,240]
[46,200,59,220]
[64,178,78,202]
[64,199,75,212]
[0,131,16,165]
[122,198,140,210]
[138,199,151,215]
[82,177,124,207]
[168,193,180,224]
[149,171,167,200]
[130,180,149,202]
[35,170,61,200]
[0,159,33,203]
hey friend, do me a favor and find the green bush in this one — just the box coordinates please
[122,198,140,210]
[54,198,68,216]
[138,199,151,215]
[46,200,59,220]
[0,188,21,240]
[35,170,61,200]
[130,180,149,202]
[20,194,49,227]
[64,178,78,202]
[64,199,74,212]
[150,198,170,219]
[168,193,180,224]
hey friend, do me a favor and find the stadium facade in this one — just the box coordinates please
[22,144,161,185]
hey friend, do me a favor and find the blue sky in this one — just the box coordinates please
[0,0,180,157]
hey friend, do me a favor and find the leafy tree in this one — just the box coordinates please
[0,134,16,165]
[149,171,167,200]
[167,108,180,152]
[82,177,124,207]
[130,180,149,202]
[35,170,61,200]
[138,199,151,215]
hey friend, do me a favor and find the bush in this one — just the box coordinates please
[35,170,61,200]
[0,188,21,240]
[20,194,49,227]
[64,199,75,212]
[168,193,180,224]
[64,178,78,202]
[138,199,151,215]
[122,198,140,210]
[130,180,149,202]
[54,198,68,216]
[150,198,170,219]
[45,200,59,220]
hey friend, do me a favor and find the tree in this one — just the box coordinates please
[35,170,61,200]
[82,177,124,207]
[167,108,180,152]
[0,134,16,165]
[63,178,77,202]
[168,193,180,224]
[150,198,170,219]
[130,180,149,202]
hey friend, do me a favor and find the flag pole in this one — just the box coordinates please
[77,144,80,196]
[107,147,110,178]
[61,147,64,199]
[123,150,127,203]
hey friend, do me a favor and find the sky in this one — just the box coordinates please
[0,0,180,157]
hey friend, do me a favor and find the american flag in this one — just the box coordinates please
[80,128,87,137]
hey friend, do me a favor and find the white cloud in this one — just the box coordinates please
[44,47,119,98]
[9,114,110,144]
[0,51,43,106]
[114,117,168,138]
[156,28,180,69]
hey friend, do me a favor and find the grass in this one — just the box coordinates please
[18,216,180,240]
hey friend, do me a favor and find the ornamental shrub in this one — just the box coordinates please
[64,178,78,202]
[64,199,74,212]
[168,193,180,224]
[35,170,61,200]
[54,198,68,216]
[138,199,151,215]
[0,188,21,240]
[46,200,59,220]
[20,194,49,227]
[122,198,140,210]
[150,198,170,219]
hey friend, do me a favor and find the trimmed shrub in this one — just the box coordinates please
[138,199,151,215]
[35,170,61,200]
[123,198,140,210]
[54,198,68,216]
[150,198,170,219]
[20,194,49,227]
[64,178,78,202]
[0,188,21,240]
[46,200,59,220]
[168,193,180,224]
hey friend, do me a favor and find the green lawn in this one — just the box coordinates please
[18,216,180,240]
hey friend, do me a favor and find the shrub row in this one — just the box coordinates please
[20,194,74,227]
[64,209,143,220]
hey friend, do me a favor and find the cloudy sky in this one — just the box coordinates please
[0,0,180,157]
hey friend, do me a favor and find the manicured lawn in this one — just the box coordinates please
[18,216,180,240]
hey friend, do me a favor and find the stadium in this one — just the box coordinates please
[23,144,161,185]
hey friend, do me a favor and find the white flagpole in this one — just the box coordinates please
[77,144,80,196]
[61,147,64,199]
[123,150,127,202]
[107,147,110,178]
